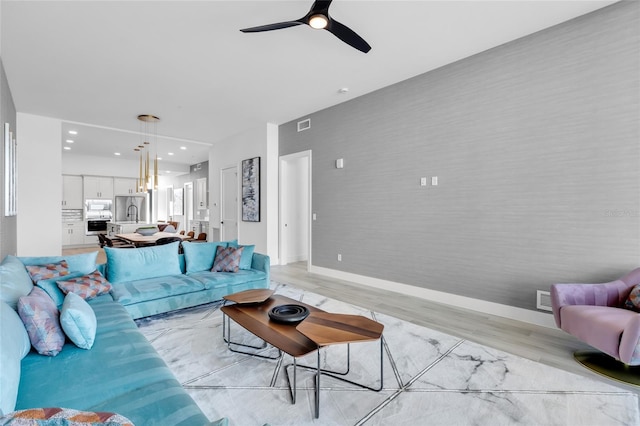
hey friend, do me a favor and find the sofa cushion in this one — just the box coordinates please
[19,252,98,276]
[182,241,227,272]
[228,242,255,270]
[0,407,133,425]
[57,270,112,301]
[0,302,30,415]
[188,269,268,289]
[0,256,34,310]
[105,242,182,284]
[17,287,65,357]
[60,292,97,350]
[25,260,70,283]
[110,275,205,306]
[211,246,243,273]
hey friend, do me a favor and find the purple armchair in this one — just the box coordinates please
[551,267,640,366]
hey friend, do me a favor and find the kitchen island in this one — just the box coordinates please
[107,221,156,236]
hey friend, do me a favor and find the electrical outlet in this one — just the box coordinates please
[337,254,342,261]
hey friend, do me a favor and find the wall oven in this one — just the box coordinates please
[86,219,110,235]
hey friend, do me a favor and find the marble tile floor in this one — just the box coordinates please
[135,283,640,426]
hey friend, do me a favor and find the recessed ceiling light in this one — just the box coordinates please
[65,139,74,143]
[68,130,78,135]
[168,152,174,156]
[180,146,187,150]
[114,152,121,156]
[63,146,71,150]
[338,87,349,94]
[157,157,163,161]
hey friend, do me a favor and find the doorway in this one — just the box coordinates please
[184,182,193,233]
[221,166,238,241]
[279,150,311,268]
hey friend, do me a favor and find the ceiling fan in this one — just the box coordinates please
[240,0,371,53]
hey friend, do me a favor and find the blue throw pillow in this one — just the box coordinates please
[0,302,31,415]
[36,271,87,308]
[182,241,228,273]
[0,255,34,310]
[60,292,97,350]
[228,242,255,270]
[105,242,182,284]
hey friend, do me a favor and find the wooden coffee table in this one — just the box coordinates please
[221,289,384,418]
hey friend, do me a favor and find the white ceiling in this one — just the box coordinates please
[2,0,615,167]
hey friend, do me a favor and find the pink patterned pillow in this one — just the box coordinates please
[57,270,112,300]
[624,284,640,312]
[25,260,70,283]
[0,407,133,425]
[17,287,65,356]
[211,246,244,273]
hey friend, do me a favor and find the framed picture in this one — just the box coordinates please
[4,123,17,217]
[242,157,260,222]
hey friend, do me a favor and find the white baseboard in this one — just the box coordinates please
[309,265,556,329]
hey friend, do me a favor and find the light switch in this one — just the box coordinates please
[312,213,317,221]
[336,158,344,169]
[420,177,427,186]
[432,176,438,186]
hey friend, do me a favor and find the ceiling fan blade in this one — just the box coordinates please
[240,21,303,33]
[326,19,371,53]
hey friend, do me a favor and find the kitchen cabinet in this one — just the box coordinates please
[62,175,83,209]
[196,178,207,210]
[61,222,85,246]
[84,176,113,199]
[114,178,139,195]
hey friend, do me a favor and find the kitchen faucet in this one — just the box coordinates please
[127,204,139,223]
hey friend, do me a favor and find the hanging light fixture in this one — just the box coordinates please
[136,114,160,192]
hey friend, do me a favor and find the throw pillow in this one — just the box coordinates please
[0,408,133,425]
[0,255,35,310]
[624,284,640,312]
[182,241,227,272]
[211,246,244,273]
[16,287,65,357]
[60,292,97,350]
[228,242,255,270]
[57,270,112,301]
[25,260,70,283]
[0,302,31,415]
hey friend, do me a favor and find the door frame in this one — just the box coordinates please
[220,165,239,241]
[279,150,312,269]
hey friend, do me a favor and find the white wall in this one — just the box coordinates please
[17,113,62,255]
[209,123,278,259]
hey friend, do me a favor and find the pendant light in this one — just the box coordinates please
[136,114,160,191]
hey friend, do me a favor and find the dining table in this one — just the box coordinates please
[114,231,192,247]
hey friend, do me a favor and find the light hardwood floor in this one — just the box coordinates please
[63,247,639,395]
[271,261,640,396]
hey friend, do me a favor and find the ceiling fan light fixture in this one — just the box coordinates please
[309,14,328,29]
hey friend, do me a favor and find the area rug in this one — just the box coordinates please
[135,283,640,425]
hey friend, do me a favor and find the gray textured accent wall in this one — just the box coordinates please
[0,58,18,258]
[279,2,640,311]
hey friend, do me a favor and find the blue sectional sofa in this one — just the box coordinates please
[0,241,270,425]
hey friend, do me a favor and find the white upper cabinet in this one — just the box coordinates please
[196,178,207,210]
[84,176,114,199]
[114,178,139,195]
[62,175,83,209]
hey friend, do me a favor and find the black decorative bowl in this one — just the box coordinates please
[268,304,310,324]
